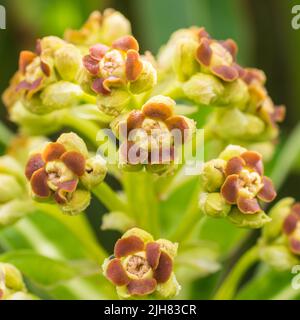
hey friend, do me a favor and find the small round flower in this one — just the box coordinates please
[3,37,85,116]
[24,132,107,215]
[80,35,157,115]
[102,228,180,299]
[111,95,195,174]
[200,145,276,228]
[64,9,131,46]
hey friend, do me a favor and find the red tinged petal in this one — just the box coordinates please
[272,106,286,123]
[125,50,143,82]
[40,60,51,77]
[19,51,36,74]
[196,38,212,66]
[289,238,300,255]
[25,153,45,180]
[106,259,130,286]
[142,101,173,121]
[153,252,173,283]
[83,55,99,75]
[60,151,86,176]
[89,44,109,61]
[127,111,145,133]
[114,235,145,258]
[240,151,263,176]
[292,203,300,217]
[225,156,245,176]
[211,65,239,82]
[30,168,51,198]
[166,116,190,143]
[220,39,238,60]
[112,35,139,52]
[146,242,161,269]
[91,78,110,95]
[221,174,240,204]
[237,195,261,214]
[197,27,210,40]
[283,214,299,235]
[42,142,66,162]
[35,39,42,55]
[233,63,246,78]
[257,176,277,203]
[16,77,43,94]
[54,179,78,204]
[242,68,266,85]
[127,279,157,296]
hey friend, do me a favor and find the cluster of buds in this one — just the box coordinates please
[64,9,131,47]
[111,95,195,174]
[79,35,157,116]
[25,132,107,215]
[158,27,285,157]
[259,198,300,270]
[199,145,276,228]
[3,36,84,116]
[0,263,36,300]
[102,228,180,299]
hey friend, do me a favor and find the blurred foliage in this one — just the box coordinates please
[0,0,300,299]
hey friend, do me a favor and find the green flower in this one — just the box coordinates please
[24,132,107,215]
[102,228,180,299]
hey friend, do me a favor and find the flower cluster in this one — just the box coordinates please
[102,228,180,299]
[200,145,276,228]
[0,263,36,300]
[80,35,157,116]
[259,198,300,270]
[111,95,195,174]
[25,132,107,215]
[158,27,285,160]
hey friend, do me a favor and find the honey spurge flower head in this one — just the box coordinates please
[111,95,195,175]
[200,145,276,228]
[102,228,180,299]
[79,35,157,116]
[25,132,107,215]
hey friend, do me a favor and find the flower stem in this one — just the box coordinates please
[213,246,259,300]
[169,180,203,242]
[92,182,127,212]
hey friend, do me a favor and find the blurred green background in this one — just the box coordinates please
[0,0,300,300]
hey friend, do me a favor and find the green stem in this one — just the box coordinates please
[0,121,13,147]
[169,180,203,242]
[270,123,300,189]
[213,246,259,300]
[92,182,127,212]
[123,171,160,237]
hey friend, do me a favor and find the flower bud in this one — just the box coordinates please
[262,198,295,241]
[0,200,33,228]
[57,132,89,157]
[173,38,199,81]
[183,74,224,105]
[102,227,180,299]
[60,189,91,216]
[0,174,23,203]
[40,81,84,111]
[259,245,298,271]
[80,155,107,189]
[5,291,38,300]
[101,211,135,233]
[201,159,226,192]
[54,44,82,81]
[199,192,231,218]
[0,263,26,292]
[227,207,271,228]
[218,144,247,161]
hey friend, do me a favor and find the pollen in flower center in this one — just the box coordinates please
[100,50,125,78]
[126,255,151,278]
[45,161,75,190]
[238,169,263,197]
